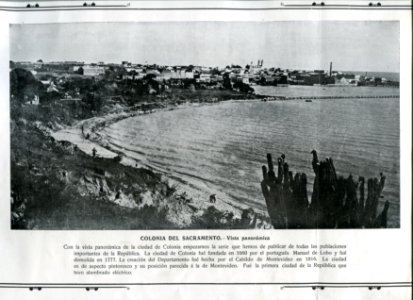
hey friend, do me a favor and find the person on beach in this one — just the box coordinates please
[209,194,216,204]
[92,147,97,158]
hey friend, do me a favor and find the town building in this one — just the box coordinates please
[83,65,105,76]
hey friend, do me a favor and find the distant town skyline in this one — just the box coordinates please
[10,21,399,73]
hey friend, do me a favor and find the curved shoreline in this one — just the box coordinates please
[51,97,266,161]
[50,93,400,227]
[50,98,273,223]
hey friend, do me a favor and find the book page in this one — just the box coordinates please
[0,1,411,299]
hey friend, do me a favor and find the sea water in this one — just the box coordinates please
[101,86,400,228]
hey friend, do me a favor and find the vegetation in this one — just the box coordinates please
[261,151,390,229]
[9,67,262,229]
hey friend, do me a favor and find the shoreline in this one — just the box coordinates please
[51,97,263,160]
[50,96,273,223]
[51,90,400,161]
[50,92,401,225]
[52,93,273,158]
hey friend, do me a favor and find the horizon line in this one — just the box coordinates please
[11,60,400,74]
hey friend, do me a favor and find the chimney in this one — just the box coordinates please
[329,62,332,77]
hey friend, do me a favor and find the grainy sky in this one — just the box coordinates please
[10,21,399,72]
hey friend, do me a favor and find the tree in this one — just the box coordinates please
[211,68,221,75]
[10,68,45,104]
[222,73,232,90]
[186,65,194,72]
[76,67,84,75]
[233,81,253,93]
[40,90,61,105]
[83,92,103,112]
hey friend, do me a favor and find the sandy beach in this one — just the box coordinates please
[50,102,272,225]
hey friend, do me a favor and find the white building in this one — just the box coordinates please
[185,71,194,79]
[198,74,211,83]
[83,65,105,76]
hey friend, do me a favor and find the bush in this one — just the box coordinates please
[113,155,122,163]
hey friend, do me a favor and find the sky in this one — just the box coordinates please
[10,21,400,72]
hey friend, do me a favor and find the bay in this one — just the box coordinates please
[101,86,400,228]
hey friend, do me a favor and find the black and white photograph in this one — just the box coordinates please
[9,21,400,230]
